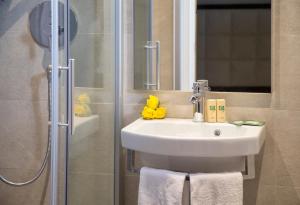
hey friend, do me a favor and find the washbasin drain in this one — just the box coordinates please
[214,129,221,136]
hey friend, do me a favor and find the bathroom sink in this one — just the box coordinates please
[121,118,266,157]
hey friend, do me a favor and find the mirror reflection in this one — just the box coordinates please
[133,0,271,92]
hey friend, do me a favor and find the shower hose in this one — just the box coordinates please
[0,70,51,187]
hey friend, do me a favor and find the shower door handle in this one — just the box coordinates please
[67,59,75,135]
[56,59,74,135]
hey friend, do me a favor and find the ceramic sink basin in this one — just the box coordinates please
[121,118,266,157]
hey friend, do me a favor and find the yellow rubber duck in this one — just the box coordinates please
[146,95,159,110]
[141,95,167,120]
[153,107,167,119]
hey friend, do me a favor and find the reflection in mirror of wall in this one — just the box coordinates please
[133,0,271,93]
[197,0,271,93]
[134,0,196,91]
[134,0,173,90]
[71,1,114,88]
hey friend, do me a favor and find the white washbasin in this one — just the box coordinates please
[121,118,266,157]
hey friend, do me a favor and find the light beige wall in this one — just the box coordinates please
[153,0,174,90]
[0,0,51,204]
[122,0,300,204]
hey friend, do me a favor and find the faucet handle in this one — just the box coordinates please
[193,80,208,89]
[192,80,209,94]
[197,79,208,86]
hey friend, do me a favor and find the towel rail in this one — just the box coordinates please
[126,149,255,180]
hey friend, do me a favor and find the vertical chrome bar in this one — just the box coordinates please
[51,0,59,204]
[156,41,160,90]
[68,59,75,135]
[145,42,150,90]
[64,2,70,204]
[114,0,122,204]
[148,0,153,83]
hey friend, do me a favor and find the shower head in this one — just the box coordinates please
[29,1,78,49]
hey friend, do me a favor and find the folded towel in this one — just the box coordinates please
[190,172,243,205]
[138,167,187,205]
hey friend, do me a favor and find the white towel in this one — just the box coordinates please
[138,167,187,205]
[190,172,243,205]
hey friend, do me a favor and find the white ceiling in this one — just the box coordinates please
[197,0,271,5]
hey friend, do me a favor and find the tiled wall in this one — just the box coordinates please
[122,0,300,204]
[197,9,271,88]
[0,0,51,204]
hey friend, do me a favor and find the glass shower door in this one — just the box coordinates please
[65,0,116,205]
[51,0,117,204]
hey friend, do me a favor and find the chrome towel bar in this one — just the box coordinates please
[126,150,255,180]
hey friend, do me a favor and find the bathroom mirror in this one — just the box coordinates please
[133,0,271,93]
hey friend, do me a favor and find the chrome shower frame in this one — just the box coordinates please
[50,1,60,205]
[50,0,122,205]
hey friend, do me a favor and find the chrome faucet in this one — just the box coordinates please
[190,80,210,122]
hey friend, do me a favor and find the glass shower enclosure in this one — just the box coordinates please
[0,0,121,204]
[51,0,121,204]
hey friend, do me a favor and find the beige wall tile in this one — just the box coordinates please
[123,175,139,205]
[68,173,114,205]
[278,0,300,35]
[0,167,50,205]
[275,186,300,205]
[69,132,114,174]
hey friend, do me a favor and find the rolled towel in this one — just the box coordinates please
[190,172,243,205]
[138,167,187,205]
